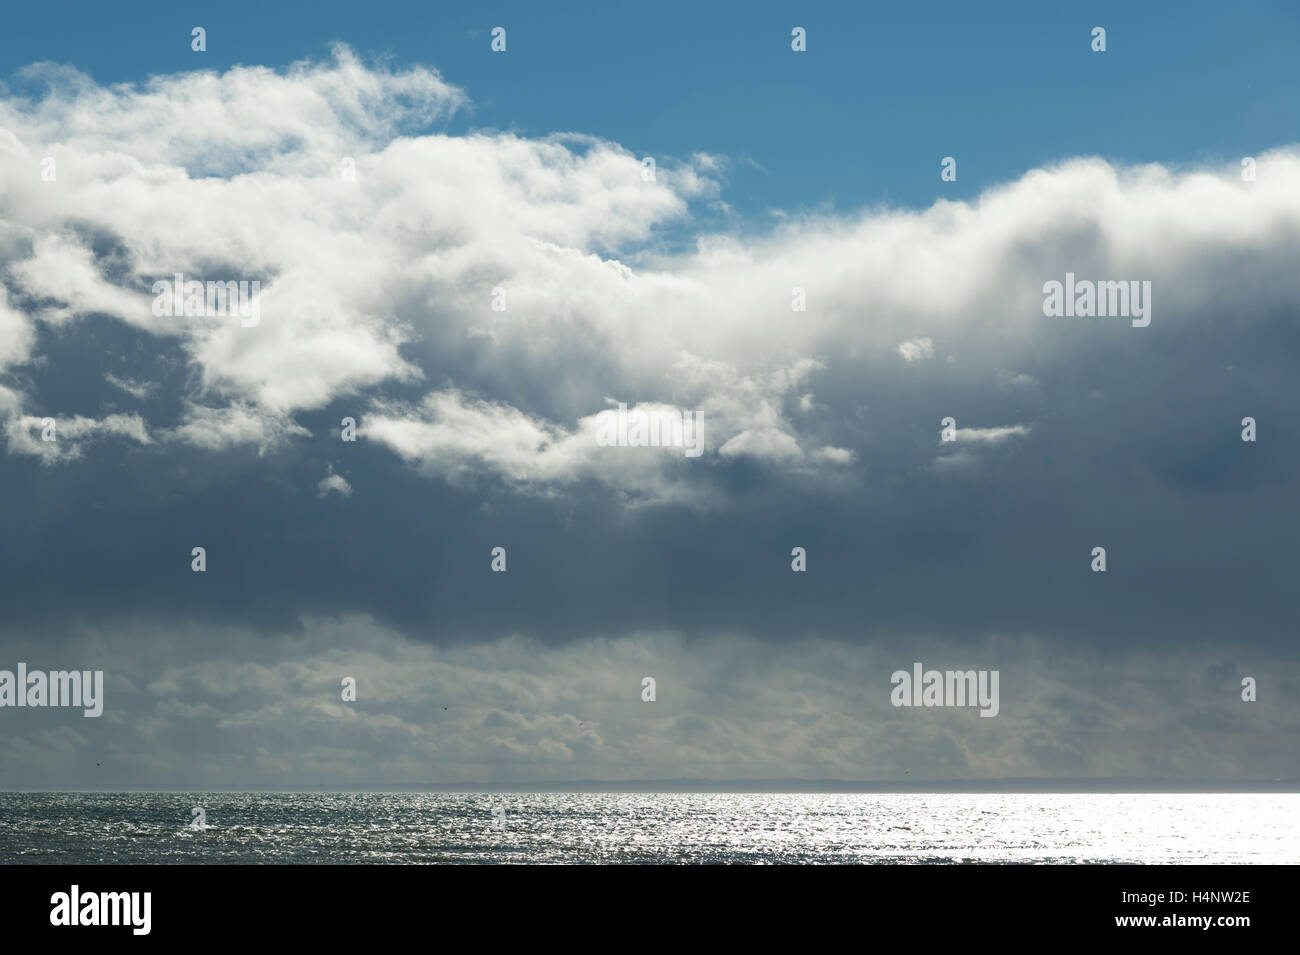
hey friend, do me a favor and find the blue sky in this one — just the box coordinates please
[3,0,1298,219]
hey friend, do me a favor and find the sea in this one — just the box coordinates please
[1,792,1295,864]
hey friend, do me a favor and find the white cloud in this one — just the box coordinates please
[1,48,1298,510]
[364,389,710,506]
[897,337,934,363]
[164,402,310,454]
[954,425,1032,445]
[811,445,855,465]
[317,468,352,498]
[105,372,156,399]
[718,428,801,460]
[0,287,35,370]
[4,411,151,463]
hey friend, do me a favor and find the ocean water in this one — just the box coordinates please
[0,792,1295,864]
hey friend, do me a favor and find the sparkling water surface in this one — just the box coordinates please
[1,792,1295,864]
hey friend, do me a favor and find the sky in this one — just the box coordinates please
[0,1,1298,789]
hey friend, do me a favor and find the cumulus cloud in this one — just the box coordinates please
[952,425,1032,445]
[2,48,1299,513]
[897,337,934,363]
[3,47,466,177]
[0,286,35,370]
[3,410,150,463]
[317,467,352,498]
[104,372,156,400]
[164,402,310,454]
[364,389,716,506]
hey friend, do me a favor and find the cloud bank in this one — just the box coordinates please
[1,48,1297,783]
